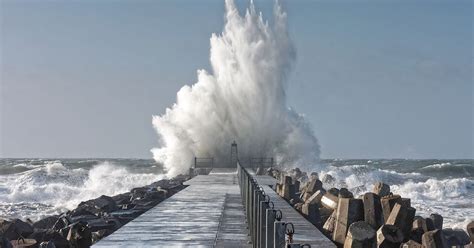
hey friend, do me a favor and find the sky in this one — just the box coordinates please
[1,0,472,159]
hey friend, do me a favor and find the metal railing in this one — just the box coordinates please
[193,157,214,168]
[237,161,310,248]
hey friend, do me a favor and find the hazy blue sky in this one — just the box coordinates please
[1,0,472,159]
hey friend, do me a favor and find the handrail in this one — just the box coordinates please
[237,161,307,248]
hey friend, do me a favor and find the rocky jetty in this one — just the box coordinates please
[267,167,474,248]
[0,175,190,248]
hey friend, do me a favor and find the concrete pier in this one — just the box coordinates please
[93,169,250,247]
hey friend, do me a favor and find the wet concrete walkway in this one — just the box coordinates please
[93,169,250,247]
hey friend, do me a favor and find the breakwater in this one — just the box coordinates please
[264,166,474,247]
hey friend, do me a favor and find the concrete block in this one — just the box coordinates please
[380,194,402,223]
[412,216,428,233]
[302,203,321,227]
[305,189,326,205]
[363,192,383,230]
[306,179,323,194]
[282,175,292,185]
[422,229,448,248]
[385,203,416,240]
[401,198,411,208]
[429,214,443,230]
[343,221,376,248]
[401,240,422,248]
[321,192,339,210]
[333,198,364,245]
[376,224,404,248]
[467,221,474,243]
[339,188,354,198]
[323,211,337,234]
[282,184,291,200]
[373,182,390,197]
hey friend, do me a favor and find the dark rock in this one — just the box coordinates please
[1,234,12,248]
[108,210,143,219]
[85,218,119,232]
[66,222,92,248]
[32,216,59,230]
[76,195,117,215]
[38,241,56,248]
[443,228,470,247]
[111,192,132,205]
[0,219,34,240]
[91,229,113,244]
[28,229,70,248]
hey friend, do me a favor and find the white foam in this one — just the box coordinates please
[0,162,164,220]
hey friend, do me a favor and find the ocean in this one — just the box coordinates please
[0,158,472,229]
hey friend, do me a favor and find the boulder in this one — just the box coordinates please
[66,222,92,248]
[32,216,60,230]
[91,229,113,244]
[111,192,132,205]
[1,234,12,248]
[373,182,390,197]
[0,219,34,241]
[77,195,117,215]
[343,221,376,248]
[443,228,470,247]
[376,224,404,248]
[28,229,70,248]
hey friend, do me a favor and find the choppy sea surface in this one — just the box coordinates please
[0,158,472,229]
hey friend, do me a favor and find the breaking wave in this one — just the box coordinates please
[0,161,164,220]
[151,0,321,176]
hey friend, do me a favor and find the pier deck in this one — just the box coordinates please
[93,169,250,247]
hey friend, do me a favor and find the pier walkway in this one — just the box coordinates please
[93,168,250,247]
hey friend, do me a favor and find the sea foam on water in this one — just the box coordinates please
[151,0,321,176]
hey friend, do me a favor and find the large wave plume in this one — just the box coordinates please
[152,0,321,176]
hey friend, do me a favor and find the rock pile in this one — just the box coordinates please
[0,175,189,248]
[269,167,473,248]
